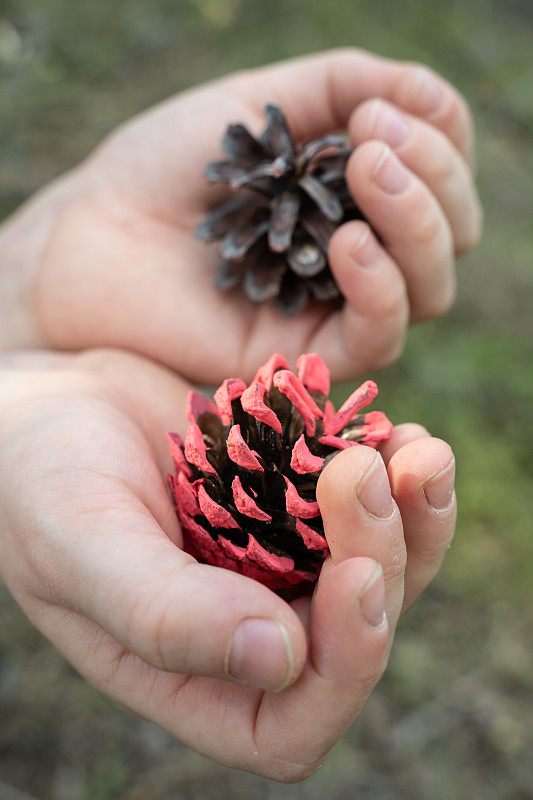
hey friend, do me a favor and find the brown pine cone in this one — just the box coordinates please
[196,104,365,316]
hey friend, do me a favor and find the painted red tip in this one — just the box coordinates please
[197,483,241,529]
[227,424,264,471]
[323,380,379,436]
[241,382,282,433]
[174,470,200,517]
[186,390,218,424]
[290,434,325,474]
[166,431,192,477]
[284,477,320,518]
[360,411,394,447]
[273,369,324,436]
[214,378,247,425]
[252,352,290,390]
[245,537,294,573]
[184,423,217,474]
[296,518,329,552]
[231,475,273,521]
[318,434,357,451]
[296,352,330,396]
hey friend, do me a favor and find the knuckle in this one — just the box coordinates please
[426,150,456,188]
[376,282,409,330]
[413,209,443,248]
[125,590,189,673]
[383,540,408,586]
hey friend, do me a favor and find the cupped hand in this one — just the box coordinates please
[1,48,481,383]
[0,348,456,780]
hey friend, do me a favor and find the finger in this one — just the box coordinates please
[346,140,456,322]
[387,437,457,612]
[254,556,389,780]
[224,49,474,164]
[349,99,482,253]
[316,445,406,626]
[311,221,409,376]
[379,422,432,465]
[31,489,308,692]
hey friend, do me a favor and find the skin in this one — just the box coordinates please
[0,349,456,781]
[0,48,481,382]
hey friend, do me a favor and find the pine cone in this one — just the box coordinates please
[196,104,365,317]
[167,352,392,591]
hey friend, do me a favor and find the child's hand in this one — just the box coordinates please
[0,48,481,383]
[0,349,456,781]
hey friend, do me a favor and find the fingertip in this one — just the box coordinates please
[386,436,456,613]
[226,616,298,692]
[349,98,411,151]
[347,140,412,199]
[387,436,457,515]
[388,435,454,477]
[329,219,381,271]
[379,422,432,464]
[316,444,377,510]
[423,455,456,512]
[205,567,309,691]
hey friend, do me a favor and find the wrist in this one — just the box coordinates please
[0,172,78,350]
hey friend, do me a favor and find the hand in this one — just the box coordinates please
[0,348,456,780]
[0,48,481,383]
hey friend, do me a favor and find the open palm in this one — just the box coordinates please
[0,348,456,780]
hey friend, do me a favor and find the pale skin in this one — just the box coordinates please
[0,348,456,781]
[0,48,481,382]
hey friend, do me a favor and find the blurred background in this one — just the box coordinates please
[1,0,532,798]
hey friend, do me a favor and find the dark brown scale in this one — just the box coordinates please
[197,104,366,316]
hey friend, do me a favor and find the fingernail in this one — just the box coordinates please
[351,225,380,267]
[411,68,444,116]
[359,562,386,627]
[357,452,394,518]
[227,618,292,692]
[424,457,456,510]
[369,100,410,148]
[372,144,410,194]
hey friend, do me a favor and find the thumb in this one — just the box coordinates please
[27,491,308,693]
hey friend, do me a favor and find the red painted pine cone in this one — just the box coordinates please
[167,353,392,590]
